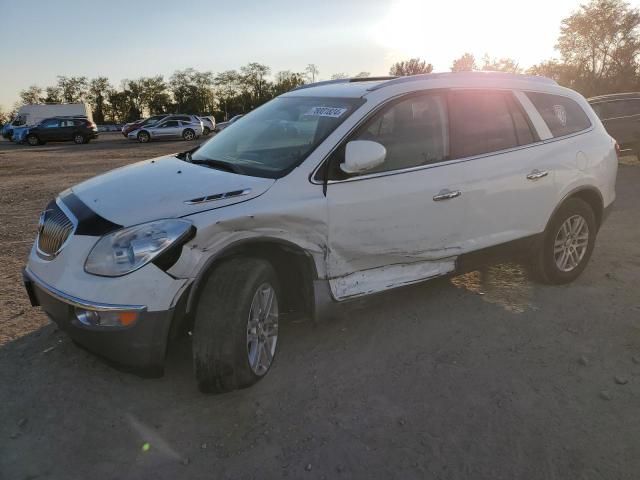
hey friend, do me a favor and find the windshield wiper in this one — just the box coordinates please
[190,157,244,175]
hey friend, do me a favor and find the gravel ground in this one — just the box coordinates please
[1,135,639,479]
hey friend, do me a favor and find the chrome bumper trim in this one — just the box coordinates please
[24,267,147,312]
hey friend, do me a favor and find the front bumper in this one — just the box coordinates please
[23,268,174,374]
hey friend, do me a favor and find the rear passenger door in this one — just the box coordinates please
[446,89,558,249]
[58,119,76,141]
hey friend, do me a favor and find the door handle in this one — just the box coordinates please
[433,189,462,201]
[526,169,549,180]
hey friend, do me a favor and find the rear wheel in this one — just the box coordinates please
[137,131,150,143]
[182,129,195,141]
[193,258,280,394]
[73,133,85,144]
[530,198,597,284]
[203,126,211,135]
[27,134,39,146]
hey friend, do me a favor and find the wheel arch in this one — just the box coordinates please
[177,238,319,335]
[552,186,604,230]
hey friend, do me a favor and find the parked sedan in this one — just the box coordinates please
[25,117,98,146]
[128,118,203,142]
[121,114,169,137]
[214,114,243,132]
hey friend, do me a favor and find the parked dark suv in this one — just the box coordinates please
[26,116,98,146]
[589,93,640,156]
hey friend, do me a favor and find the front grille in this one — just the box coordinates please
[36,201,75,258]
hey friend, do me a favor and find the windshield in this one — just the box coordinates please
[192,96,363,178]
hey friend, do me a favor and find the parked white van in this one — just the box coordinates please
[23,72,617,393]
[2,103,92,140]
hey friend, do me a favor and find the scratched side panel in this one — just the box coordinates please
[168,178,331,281]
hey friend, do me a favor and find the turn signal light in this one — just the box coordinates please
[75,308,139,327]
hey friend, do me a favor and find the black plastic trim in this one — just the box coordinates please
[59,191,122,236]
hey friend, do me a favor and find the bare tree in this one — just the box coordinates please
[305,64,319,83]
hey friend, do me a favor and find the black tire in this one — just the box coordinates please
[192,258,280,394]
[182,129,195,141]
[530,197,597,284]
[73,133,85,144]
[137,131,150,143]
[203,126,211,135]
[27,134,39,146]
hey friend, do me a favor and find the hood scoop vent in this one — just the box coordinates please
[185,188,252,205]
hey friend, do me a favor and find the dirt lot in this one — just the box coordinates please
[1,134,639,479]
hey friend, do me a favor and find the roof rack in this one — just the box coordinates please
[366,71,558,91]
[292,76,397,91]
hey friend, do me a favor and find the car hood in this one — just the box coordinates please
[70,155,275,226]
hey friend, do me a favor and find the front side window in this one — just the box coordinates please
[192,96,362,178]
[347,93,449,174]
[525,92,591,137]
[41,119,59,128]
[449,91,533,159]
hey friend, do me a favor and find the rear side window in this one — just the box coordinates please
[449,91,534,159]
[525,92,591,137]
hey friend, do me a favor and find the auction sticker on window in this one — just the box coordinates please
[305,106,348,118]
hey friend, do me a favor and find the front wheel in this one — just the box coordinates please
[203,126,211,135]
[137,131,150,143]
[193,258,280,394]
[27,134,40,146]
[530,198,597,284]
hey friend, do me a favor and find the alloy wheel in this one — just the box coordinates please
[246,282,278,376]
[553,214,589,272]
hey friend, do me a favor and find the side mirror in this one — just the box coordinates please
[340,140,386,174]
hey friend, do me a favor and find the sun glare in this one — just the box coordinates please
[377,0,550,72]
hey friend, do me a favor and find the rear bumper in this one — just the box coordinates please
[23,268,174,375]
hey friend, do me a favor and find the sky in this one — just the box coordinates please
[1,0,637,111]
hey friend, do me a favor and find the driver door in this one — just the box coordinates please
[325,92,466,300]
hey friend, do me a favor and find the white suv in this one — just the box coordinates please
[23,72,617,393]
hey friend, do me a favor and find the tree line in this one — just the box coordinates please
[1,0,638,125]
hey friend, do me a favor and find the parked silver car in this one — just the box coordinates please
[128,118,203,143]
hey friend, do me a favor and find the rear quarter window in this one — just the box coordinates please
[525,92,591,137]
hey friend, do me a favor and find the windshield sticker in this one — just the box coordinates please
[552,104,567,126]
[304,107,348,118]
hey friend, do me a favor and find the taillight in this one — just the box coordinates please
[614,140,621,159]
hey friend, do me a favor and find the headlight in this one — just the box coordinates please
[85,219,193,277]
